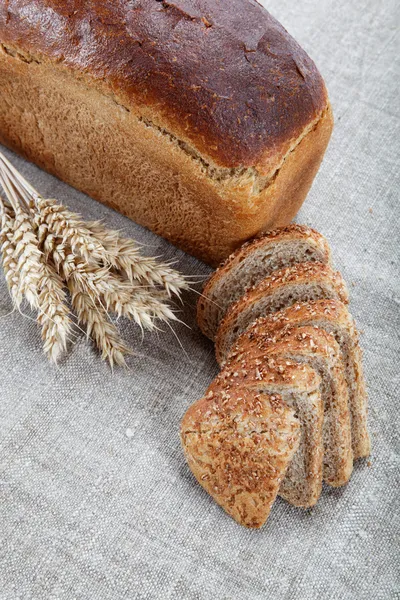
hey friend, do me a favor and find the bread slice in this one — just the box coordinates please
[228,326,353,486]
[213,357,324,509]
[224,300,369,459]
[197,225,332,340]
[216,262,349,363]
[181,388,300,528]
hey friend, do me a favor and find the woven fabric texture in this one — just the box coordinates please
[0,1,399,598]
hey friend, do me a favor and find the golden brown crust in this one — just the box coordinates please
[181,388,300,528]
[197,224,332,338]
[0,44,332,266]
[0,0,328,174]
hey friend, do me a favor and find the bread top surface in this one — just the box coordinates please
[0,0,328,174]
[233,325,343,365]
[181,387,299,437]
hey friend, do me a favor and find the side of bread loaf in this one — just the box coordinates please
[232,300,370,459]
[0,1,332,265]
[216,262,349,362]
[197,225,332,340]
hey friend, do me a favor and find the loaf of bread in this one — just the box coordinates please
[0,1,333,265]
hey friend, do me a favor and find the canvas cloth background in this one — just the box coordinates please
[0,1,399,598]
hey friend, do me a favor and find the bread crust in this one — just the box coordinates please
[0,3,333,265]
[0,0,328,173]
[197,224,332,339]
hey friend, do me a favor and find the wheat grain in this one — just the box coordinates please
[36,197,105,264]
[56,250,176,331]
[11,207,43,309]
[0,211,21,305]
[87,221,189,296]
[37,263,72,363]
[104,286,178,330]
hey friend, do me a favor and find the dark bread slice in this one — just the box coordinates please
[213,357,324,509]
[227,326,353,486]
[181,388,300,529]
[216,262,349,363]
[197,225,331,340]
[221,300,369,459]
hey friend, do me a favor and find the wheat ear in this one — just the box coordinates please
[0,150,191,366]
[0,211,21,304]
[37,263,72,363]
[68,277,132,368]
[86,221,189,297]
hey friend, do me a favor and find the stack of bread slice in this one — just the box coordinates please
[181,225,369,528]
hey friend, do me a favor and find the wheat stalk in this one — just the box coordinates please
[0,151,190,366]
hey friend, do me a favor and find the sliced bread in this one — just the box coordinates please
[216,262,349,363]
[221,299,369,459]
[181,388,300,528]
[197,225,332,341]
[229,326,353,486]
[213,356,324,509]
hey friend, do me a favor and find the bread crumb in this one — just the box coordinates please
[126,428,135,438]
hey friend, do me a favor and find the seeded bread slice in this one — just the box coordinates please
[216,262,349,363]
[228,326,353,486]
[197,225,332,340]
[212,357,324,509]
[221,300,369,459]
[181,388,301,529]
